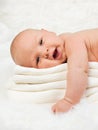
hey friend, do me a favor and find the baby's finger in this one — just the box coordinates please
[51,105,56,113]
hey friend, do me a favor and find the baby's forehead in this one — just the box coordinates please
[22,29,40,36]
[20,29,42,45]
[16,29,39,41]
[14,29,43,49]
[17,29,40,37]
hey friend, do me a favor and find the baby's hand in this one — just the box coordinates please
[52,98,73,114]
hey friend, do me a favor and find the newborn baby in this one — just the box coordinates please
[10,28,98,113]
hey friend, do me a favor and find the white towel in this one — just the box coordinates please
[14,62,98,75]
[14,63,67,75]
[13,62,98,84]
[13,71,67,84]
[7,62,98,103]
[7,77,98,92]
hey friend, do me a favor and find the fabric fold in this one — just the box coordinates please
[14,62,98,75]
[13,71,67,84]
[7,62,98,103]
[7,77,98,92]
[15,63,67,75]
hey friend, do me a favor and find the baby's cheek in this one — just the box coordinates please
[39,59,61,68]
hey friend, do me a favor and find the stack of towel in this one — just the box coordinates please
[7,62,98,103]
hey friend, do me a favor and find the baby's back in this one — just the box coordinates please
[74,29,98,61]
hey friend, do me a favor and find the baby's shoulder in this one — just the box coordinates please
[60,33,85,47]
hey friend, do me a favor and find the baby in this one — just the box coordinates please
[10,28,98,113]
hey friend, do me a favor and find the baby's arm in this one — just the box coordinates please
[52,35,88,113]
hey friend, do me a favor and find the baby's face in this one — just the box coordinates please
[12,29,67,68]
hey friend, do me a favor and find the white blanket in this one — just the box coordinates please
[1,1,98,129]
[7,62,98,103]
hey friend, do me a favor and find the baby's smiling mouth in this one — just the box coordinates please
[53,48,59,59]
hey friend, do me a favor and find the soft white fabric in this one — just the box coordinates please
[13,62,98,84]
[15,62,98,75]
[15,63,67,75]
[7,77,98,92]
[1,1,98,129]
[13,71,67,84]
[7,62,98,103]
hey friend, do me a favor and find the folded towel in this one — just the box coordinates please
[13,71,67,84]
[15,63,67,75]
[13,70,98,84]
[7,62,98,103]
[14,62,98,75]
[7,77,98,92]
[7,80,66,91]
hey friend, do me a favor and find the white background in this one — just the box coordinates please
[0,0,98,129]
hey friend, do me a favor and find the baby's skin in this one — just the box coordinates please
[10,28,98,113]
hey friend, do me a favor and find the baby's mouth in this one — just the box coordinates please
[53,48,59,59]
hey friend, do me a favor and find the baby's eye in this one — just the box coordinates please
[36,57,40,64]
[40,39,43,45]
